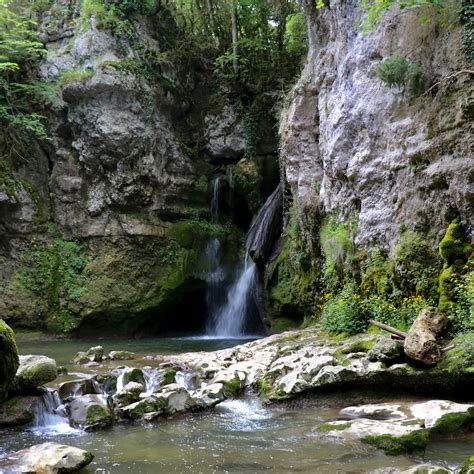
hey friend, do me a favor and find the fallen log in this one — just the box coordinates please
[368,320,407,340]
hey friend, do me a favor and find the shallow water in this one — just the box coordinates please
[2,337,472,473]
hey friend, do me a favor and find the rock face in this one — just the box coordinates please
[0,395,41,427]
[14,355,57,393]
[68,394,113,430]
[0,320,19,401]
[280,0,472,251]
[0,2,253,335]
[0,442,94,473]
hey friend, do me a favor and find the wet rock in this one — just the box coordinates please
[68,394,113,430]
[0,442,94,473]
[72,346,104,365]
[192,383,226,409]
[58,378,101,401]
[14,355,57,393]
[0,395,41,427]
[404,308,447,366]
[57,366,68,376]
[108,350,136,360]
[315,399,474,455]
[120,396,165,421]
[211,368,246,395]
[400,464,451,473]
[114,382,143,408]
[93,373,117,394]
[367,336,404,364]
[122,368,146,388]
[153,384,194,414]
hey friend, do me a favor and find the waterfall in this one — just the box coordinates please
[205,182,281,338]
[31,388,76,435]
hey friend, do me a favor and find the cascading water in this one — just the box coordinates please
[205,179,281,338]
[32,388,77,435]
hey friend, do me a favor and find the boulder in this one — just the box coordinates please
[367,336,404,364]
[404,308,447,365]
[114,382,143,408]
[68,394,113,430]
[14,355,57,393]
[153,384,194,414]
[58,378,101,401]
[192,383,226,409]
[93,373,117,394]
[108,350,135,360]
[121,368,146,388]
[72,346,104,365]
[0,442,93,473]
[120,396,165,421]
[0,320,19,401]
[0,395,41,427]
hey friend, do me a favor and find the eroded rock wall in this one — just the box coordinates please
[280,0,473,252]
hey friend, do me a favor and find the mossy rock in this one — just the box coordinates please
[123,368,146,387]
[272,318,299,333]
[362,429,429,455]
[0,320,19,401]
[431,407,474,435]
[439,219,469,265]
[14,355,57,394]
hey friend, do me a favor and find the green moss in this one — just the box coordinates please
[431,408,474,435]
[362,429,429,455]
[58,68,94,87]
[256,379,271,398]
[162,369,176,386]
[123,369,145,387]
[272,318,299,333]
[222,378,241,394]
[439,219,468,266]
[0,320,19,402]
[230,158,262,213]
[315,422,352,432]
[85,404,110,427]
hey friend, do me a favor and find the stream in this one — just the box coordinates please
[1,337,472,473]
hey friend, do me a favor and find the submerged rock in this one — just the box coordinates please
[0,442,94,473]
[68,394,113,430]
[14,355,57,393]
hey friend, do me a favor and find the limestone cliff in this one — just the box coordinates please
[0,2,276,334]
[280,0,472,251]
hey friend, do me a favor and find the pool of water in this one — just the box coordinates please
[17,336,257,367]
[3,337,472,473]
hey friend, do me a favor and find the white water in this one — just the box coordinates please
[205,175,259,338]
[210,259,257,337]
[31,388,78,436]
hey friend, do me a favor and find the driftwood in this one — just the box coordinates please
[403,308,447,366]
[368,320,407,339]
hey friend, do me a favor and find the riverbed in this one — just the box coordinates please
[1,336,472,473]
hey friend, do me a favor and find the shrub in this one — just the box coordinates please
[320,217,355,288]
[376,55,409,89]
[322,285,369,335]
[376,55,428,97]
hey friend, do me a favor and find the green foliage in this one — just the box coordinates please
[358,0,448,32]
[320,217,355,288]
[58,69,94,87]
[376,55,427,96]
[322,285,369,335]
[285,12,308,58]
[439,218,468,265]
[459,0,474,66]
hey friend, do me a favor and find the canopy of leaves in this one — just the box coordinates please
[0,0,53,161]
